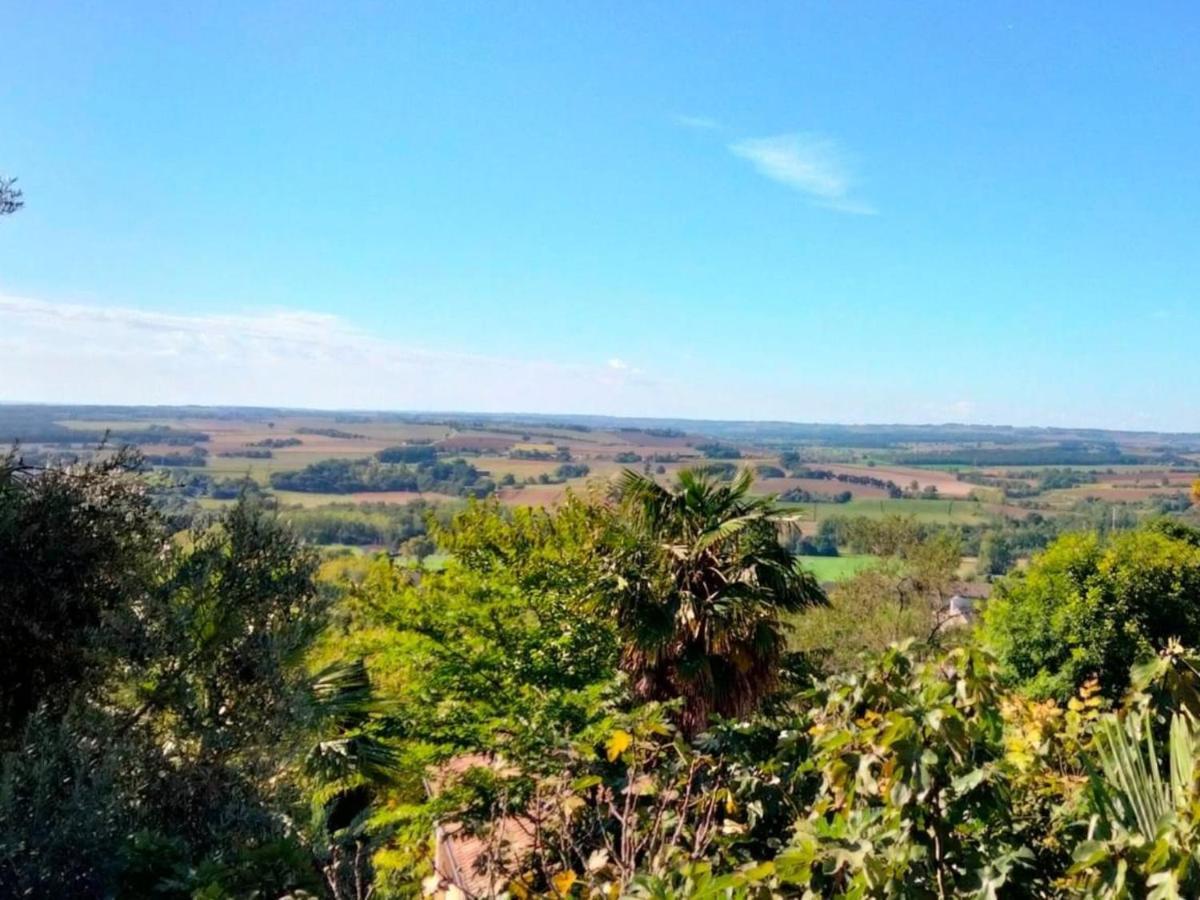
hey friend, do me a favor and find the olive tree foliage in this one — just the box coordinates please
[0,448,165,737]
[0,450,348,898]
[0,176,22,215]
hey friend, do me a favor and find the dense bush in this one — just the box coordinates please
[0,454,363,897]
[12,461,1200,898]
[982,520,1200,699]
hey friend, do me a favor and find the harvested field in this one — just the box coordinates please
[437,434,517,453]
[824,464,975,498]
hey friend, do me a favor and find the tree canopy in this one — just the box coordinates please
[982,519,1200,699]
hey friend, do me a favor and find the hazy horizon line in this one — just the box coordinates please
[5,400,1200,439]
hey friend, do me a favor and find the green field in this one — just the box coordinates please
[797,554,881,582]
[779,497,994,525]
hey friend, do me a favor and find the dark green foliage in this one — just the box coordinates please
[607,468,825,734]
[219,447,273,458]
[786,517,839,556]
[777,486,852,503]
[554,462,590,479]
[0,449,163,735]
[270,456,493,497]
[983,522,1200,699]
[784,466,903,497]
[977,531,1015,575]
[143,447,209,466]
[511,445,572,461]
[695,442,742,459]
[112,424,211,445]
[1038,467,1095,490]
[375,444,438,464]
[296,427,366,439]
[0,456,343,897]
[900,442,1139,467]
[698,460,737,480]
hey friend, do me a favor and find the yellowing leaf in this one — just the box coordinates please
[606,729,632,762]
[552,871,577,896]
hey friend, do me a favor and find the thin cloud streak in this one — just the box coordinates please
[671,113,720,130]
[728,133,876,215]
[0,295,661,413]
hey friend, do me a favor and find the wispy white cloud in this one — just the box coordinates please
[728,133,875,215]
[0,295,659,412]
[948,399,977,420]
[671,113,720,131]
[607,358,628,370]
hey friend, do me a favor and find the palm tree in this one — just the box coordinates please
[608,467,825,735]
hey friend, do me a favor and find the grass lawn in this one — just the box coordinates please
[797,554,881,582]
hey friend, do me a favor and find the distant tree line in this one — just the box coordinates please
[618,426,685,438]
[898,442,1139,467]
[269,456,493,497]
[511,446,571,461]
[778,487,853,504]
[247,437,302,448]
[554,462,590,479]
[0,410,211,447]
[698,461,738,480]
[294,427,365,440]
[694,442,742,459]
[375,445,438,464]
[143,447,209,467]
[779,462,904,498]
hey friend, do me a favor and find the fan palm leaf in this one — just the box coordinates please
[610,467,825,734]
[1094,707,1197,837]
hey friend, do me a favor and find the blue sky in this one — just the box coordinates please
[2,2,1199,429]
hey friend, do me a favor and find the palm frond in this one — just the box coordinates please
[309,659,374,724]
[1094,708,1197,837]
[693,513,763,554]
